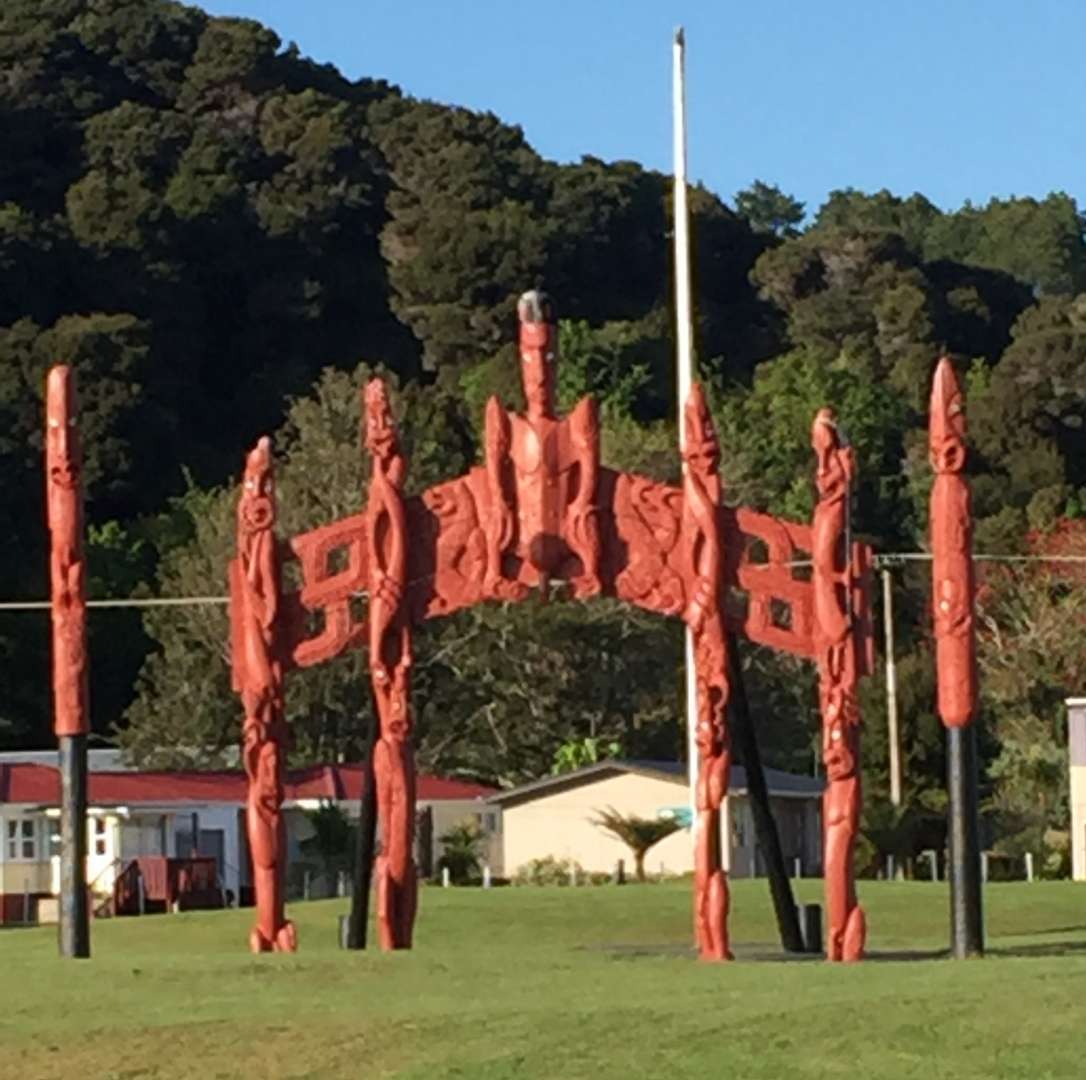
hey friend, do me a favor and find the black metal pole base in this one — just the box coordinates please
[947,724,983,958]
[58,734,90,958]
[726,636,805,954]
[345,696,380,950]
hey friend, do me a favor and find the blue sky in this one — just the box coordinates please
[200,0,1084,218]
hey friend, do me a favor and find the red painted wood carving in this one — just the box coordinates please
[929,357,977,729]
[364,378,417,949]
[811,408,867,962]
[238,288,875,958]
[481,290,603,601]
[229,437,296,953]
[682,384,732,961]
[45,366,89,738]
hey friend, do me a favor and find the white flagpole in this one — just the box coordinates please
[673,27,699,843]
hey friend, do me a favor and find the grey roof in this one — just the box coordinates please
[486,758,823,806]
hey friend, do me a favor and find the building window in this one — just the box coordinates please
[94,818,107,856]
[732,813,747,848]
[6,818,37,861]
[484,813,499,833]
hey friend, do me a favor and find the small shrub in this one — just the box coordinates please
[513,855,585,886]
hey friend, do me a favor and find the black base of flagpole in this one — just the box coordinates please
[727,635,805,954]
[58,734,90,958]
[947,724,983,958]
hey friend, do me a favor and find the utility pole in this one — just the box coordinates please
[882,569,902,807]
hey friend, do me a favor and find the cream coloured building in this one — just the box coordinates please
[1069,698,1086,882]
[488,760,823,879]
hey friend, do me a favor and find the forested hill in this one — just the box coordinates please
[2,1,1085,865]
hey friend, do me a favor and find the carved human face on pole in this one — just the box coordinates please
[930,357,967,475]
[46,366,81,493]
[517,289,557,420]
[364,379,397,464]
[240,437,275,535]
[683,384,721,478]
[823,703,858,780]
[811,407,854,499]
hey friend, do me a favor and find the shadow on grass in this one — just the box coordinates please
[582,943,949,963]
[591,938,1086,963]
[988,939,1086,959]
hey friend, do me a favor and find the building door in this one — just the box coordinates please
[198,828,226,884]
[86,816,116,893]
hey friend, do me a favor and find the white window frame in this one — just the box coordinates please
[5,816,40,862]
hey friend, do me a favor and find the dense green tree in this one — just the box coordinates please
[814,189,940,252]
[735,180,806,238]
[371,99,551,377]
[925,194,1086,297]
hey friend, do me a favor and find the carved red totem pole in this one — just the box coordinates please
[230,437,296,953]
[682,384,732,961]
[483,290,602,601]
[364,379,417,949]
[811,408,866,962]
[929,357,984,958]
[930,359,977,729]
[47,367,89,741]
[46,365,91,958]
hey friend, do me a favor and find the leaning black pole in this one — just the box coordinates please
[726,633,805,953]
[345,689,380,949]
[58,735,90,958]
[947,725,984,957]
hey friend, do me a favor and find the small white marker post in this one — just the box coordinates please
[793,857,801,880]
[928,850,938,882]
[1025,852,1034,883]
[483,865,492,889]
[441,866,451,888]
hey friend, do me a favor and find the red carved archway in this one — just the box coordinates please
[228,290,874,960]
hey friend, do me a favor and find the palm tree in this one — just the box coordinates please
[590,807,681,882]
[437,818,484,884]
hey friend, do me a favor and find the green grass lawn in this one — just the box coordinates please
[2,879,1085,1079]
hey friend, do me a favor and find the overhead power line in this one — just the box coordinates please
[0,553,1082,612]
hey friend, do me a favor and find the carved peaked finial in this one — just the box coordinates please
[929,356,967,475]
[517,288,554,325]
[364,377,400,467]
[46,365,81,490]
[811,407,854,499]
[517,288,558,420]
[683,382,721,477]
[240,436,275,535]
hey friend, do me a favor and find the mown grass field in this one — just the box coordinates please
[2,879,1085,1079]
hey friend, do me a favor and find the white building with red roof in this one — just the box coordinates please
[0,754,497,924]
